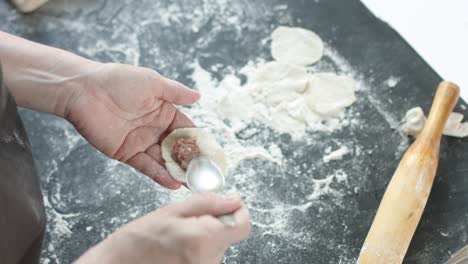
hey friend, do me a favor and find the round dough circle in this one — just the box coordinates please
[161,128,227,182]
[306,73,356,116]
[250,61,308,84]
[271,26,324,66]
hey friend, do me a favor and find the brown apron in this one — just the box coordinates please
[0,63,46,264]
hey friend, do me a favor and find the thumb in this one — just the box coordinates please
[170,193,242,218]
[157,76,201,105]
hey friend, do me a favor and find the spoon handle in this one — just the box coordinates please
[217,213,237,227]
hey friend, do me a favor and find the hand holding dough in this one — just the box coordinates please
[161,128,227,182]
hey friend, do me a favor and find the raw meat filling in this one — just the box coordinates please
[171,137,201,170]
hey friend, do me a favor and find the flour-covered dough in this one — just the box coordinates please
[271,26,324,66]
[161,128,227,182]
[250,61,308,83]
[249,61,309,105]
[402,107,426,137]
[306,73,357,116]
[401,107,468,138]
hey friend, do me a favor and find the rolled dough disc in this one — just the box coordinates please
[249,61,309,105]
[271,26,324,66]
[250,61,308,84]
[161,128,227,182]
[306,73,357,116]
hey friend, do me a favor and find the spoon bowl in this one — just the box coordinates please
[186,156,237,227]
[186,156,225,193]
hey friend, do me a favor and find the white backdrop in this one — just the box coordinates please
[362,0,468,100]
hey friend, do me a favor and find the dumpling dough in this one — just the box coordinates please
[161,128,227,182]
[402,107,426,137]
[249,61,309,105]
[306,73,357,116]
[443,112,468,137]
[249,61,308,83]
[401,107,468,138]
[271,26,324,66]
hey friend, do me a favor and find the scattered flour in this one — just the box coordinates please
[323,146,350,162]
[188,60,356,142]
[42,195,78,238]
[307,169,348,200]
[187,59,352,170]
[385,76,401,88]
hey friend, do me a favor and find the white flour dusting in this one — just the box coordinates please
[188,60,354,141]
[323,146,350,162]
[385,76,401,87]
[308,169,348,200]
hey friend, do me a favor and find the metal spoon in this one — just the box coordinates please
[186,156,237,227]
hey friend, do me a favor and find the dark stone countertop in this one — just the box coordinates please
[0,0,467,263]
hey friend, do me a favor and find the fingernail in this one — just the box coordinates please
[218,214,237,227]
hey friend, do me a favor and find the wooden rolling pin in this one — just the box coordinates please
[357,81,460,264]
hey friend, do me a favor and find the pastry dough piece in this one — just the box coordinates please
[161,128,227,182]
[402,107,426,137]
[249,61,309,106]
[401,107,468,138]
[271,26,324,66]
[442,112,468,137]
[249,61,308,84]
[306,73,357,116]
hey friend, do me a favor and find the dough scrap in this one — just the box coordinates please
[401,107,468,138]
[402,107,426,137]
[443,112,468,137]
[306,73,357,116]
[271,26,324,66]
[323,146,350,163]
[161,128,227,182]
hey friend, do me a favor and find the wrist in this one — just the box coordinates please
[7,55,102,118]
[54,58,102,118]
[74,231,123,264]
[0,31,103,117]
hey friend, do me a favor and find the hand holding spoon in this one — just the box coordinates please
[186,156,237,227]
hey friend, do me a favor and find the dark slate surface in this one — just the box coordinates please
[1,0,467,263]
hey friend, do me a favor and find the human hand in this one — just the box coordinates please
[0,33,201,189]
[65,63,200,189]
[75,193,251,264]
